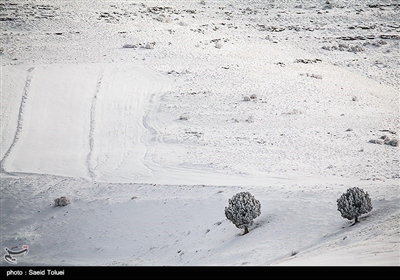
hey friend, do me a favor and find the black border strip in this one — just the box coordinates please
[1,266,398,279]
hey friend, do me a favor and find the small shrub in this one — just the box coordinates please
[225,192,261,235]
[388,139,398,147]
[179,115,190,121]
[123,42,156,49]
[337,187,372,225]
[123,44,137,49]
[282,109,303,115]
[250,94,258,100]
[322,43,364,52]
[157,15,172,23]
[301,73,322,79]
[215,41,222,49]
[144,42,155,49]
[308,73,322,79]
[369,135,398,147]
[54,196,71,207]
[294,58,322,64]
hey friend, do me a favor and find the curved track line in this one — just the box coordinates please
[142,90,162,171]
[0,67,34,172]
[86,68,104,181]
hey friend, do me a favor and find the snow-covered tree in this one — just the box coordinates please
[225,192,261,235]
[337,187,372,225]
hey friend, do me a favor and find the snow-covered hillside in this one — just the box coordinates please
[1,0,399,266]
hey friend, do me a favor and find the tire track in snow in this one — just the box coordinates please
[0,67,34,172]
[86,68,104,181]
[142,91,162,171]
[142,89,176,178]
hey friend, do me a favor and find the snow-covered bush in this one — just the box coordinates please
[54,196,71,207]
[122,42,156,49]
[215,41,222,49]
[123,44,137,49]
[337,187,372,224]
[369,135,398,147]
[388,139,398,147]
[322,43,364,53]
[157,14,172,23]
[179,115,190,121]
[225,192,261,235]
[250,94,258,100]
[144,42,155,49]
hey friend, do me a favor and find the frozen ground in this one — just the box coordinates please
[1,0,399,266]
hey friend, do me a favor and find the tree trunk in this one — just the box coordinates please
[351,216,359,226]
[243,227,249,235]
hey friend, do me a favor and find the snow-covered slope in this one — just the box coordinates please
[1,0,399,266]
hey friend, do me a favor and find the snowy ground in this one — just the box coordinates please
[1,0,399,266]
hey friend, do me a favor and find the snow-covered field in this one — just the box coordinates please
[1,0,399,266]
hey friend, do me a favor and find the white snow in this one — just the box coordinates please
[1,0,399,266]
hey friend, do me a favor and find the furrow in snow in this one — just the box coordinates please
[142,89,163,173]
[0,67,34,172]
[86,69,104,181]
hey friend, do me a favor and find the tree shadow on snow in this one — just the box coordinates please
[244,214,274,235]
